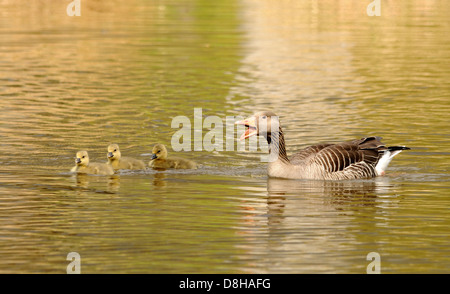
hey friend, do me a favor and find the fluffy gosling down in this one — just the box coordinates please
[71,151,114,176]
[107,144,146,171]
[149,143,197,169]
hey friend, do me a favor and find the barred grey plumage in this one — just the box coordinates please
[236,111,410,180]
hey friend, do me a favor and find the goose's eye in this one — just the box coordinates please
[114,149,117,152]
[157,150,161,153]
[82,156,85,159]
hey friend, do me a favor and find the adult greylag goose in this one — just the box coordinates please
[107,144,146,171]
[236,111,410,180]
[149,143,197,169]
[71,151,114,176]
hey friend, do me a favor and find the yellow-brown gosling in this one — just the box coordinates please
[149,143,197,169]
[71,151,114,176]
[106,143,146,171]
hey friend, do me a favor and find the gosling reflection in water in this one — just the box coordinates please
[152,172,168,188]
[73,173,120,193]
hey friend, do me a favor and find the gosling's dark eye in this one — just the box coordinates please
[157,150,161,153]
[114,149,117,152]
[82,156,85,159]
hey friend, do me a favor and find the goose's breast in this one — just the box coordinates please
[267,161,314,179]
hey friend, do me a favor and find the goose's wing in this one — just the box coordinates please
[289,144,333,164]
[291,137,384,174]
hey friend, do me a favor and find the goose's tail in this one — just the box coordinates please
[375,146,410,176]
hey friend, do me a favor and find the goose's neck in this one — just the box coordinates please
[266,127,290,163]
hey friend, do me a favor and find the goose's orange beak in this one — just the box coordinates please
[235,116,258,141]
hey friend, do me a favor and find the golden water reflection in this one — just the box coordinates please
[0,0,448,273]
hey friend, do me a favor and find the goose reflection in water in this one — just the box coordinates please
[264,177,396,223]
[230,177,401,274]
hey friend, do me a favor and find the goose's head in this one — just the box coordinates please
[151,144,168,160]
[107,144,121,160]
[75,151,90,166]
[235,111,280,140]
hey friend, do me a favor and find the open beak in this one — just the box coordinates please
[151,153,157,160]
[107,152,113,158]
[75,158,81,164]
[235,116,258,141]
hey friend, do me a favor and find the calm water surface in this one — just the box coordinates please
[0,0,449,273]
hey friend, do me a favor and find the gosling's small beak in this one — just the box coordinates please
[107,152,113,158]
[235,116,257,141]
[75,158,81,164]
[151,153,157,160]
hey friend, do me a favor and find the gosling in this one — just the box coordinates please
[149,143,197,169]
[107,143,146,171]
[71,151,114,176]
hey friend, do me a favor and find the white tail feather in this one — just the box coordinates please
[375,150,403,176]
